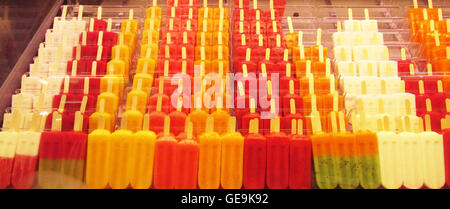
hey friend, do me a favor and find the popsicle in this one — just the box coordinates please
[85,115,111,189]
[125,79,148,115]
[211,96,229,135]
[174,120,199,189]
[310,110,338,189]
[289,119,311,189]
[149,96,167,134]
[153,116,177,189]
[353,113,381,189]
[169,97,187,136]
[265,117,289,189]
[421,115,446,189]
[149,77,170,114]
[241,98,260,135]
[0,110,20,189]
[188,96,209,137]
[218,117,244,189]
[333,111,359,189]
[243,118,266,189]
[377,116,403,189]
[198,116,221,189]
[12,85,47,189]
[146,1,162,18]
[38,111,63,188]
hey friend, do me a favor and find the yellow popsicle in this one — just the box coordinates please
[131,114,156,189]
[220,117,244,189]
[198,116,222,189]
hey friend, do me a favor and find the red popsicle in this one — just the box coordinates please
[265,117,289,189]
[153,116,177,189]
[243,118,266,189]
[173,120,199,189]
[288,119,311,189]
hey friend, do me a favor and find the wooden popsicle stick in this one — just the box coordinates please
[378,98,384,114]
[243,64,248,77]
[78,5,84,21]
[330,111,338,133]
[270,98,276,114]
[427,63,433,76]
[186,119,193,139]
[381,79,387,94]
[205,116,214,133]
[246,48,252,61]
[171,7,175,18]
[250,98,256,113]
[446,46,450,59]
[61,5,67,20]
[156,96,162,112]
[201,32,206,45]
[219,61,224,76]
[396,116,404,133]
[219,0,223,8]
[58,94,66,114]
[73,111,83,132]
[446,98,450,113]
[434,30,440,46]
[174,0,178,7]
[438,8,443,21]
[298,31,303,46]
[333,92,338,112]
[265,48,270,61]
[419,80,425,94]
[163,116,170,136]
[290,99,296,114]
[438,80,443,93]
[337,21,342,32]
[291,119,297,135]
[240,9,244,21]
[287,16,294,33]
[253,0,258,10]
[405,99,412,115]
[131,95,139,111]
[270,9,275,21]
[283,49,289,62]
[270,118,275,133]
[308,76,314,95]
[311,110,322,134]
[383,115,391,132]
[319,45,324,62]
[143,114,150,131]
[169,18,174,31]
[428,0,433,8]
[272,21,278,33]
[80,95,88,114]
[267,80,272,96]
[238,81,244,96]
[426,98,432,112]
[325,58,331,76]
[249,118,259,134]
[289,80,294,95]
[413,0,418,8]
[129,9,134,20]
[361,80,367,94]
[441,118,446,131]
[409,64,415,75]
[89,18,94,32]
[424,114,432,132]
[51,112,61,132]
[99,98,106,113]
[261,63,267,77]
[83,77,90,95]
[256,21,261,34]
[71,60,78,76]
[239,22,244,34]
[242,34,247,46]
[364,8,370,20]
[153,0,157,6]
[276,34,281,47]
[158,77,164,95]
[164,60,169,76]
[63,76,70,94]
[189,9,193,20]
[329,75,335,94]
[348,8,353,20]
[218,32,223,46]
[297,119,303,135]
[107,18,112,32]
[401,48,406,61]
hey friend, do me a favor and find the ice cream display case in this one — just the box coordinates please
[0,0,450,189]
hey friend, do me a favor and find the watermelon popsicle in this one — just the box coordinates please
[12,84,47,189]
[174,118,199,189]
[38,111,63,188]
[289,119,312,189]
[0,110,21,189]
[221,117,244,189]
[131,114,156,189]
[243,118,266,189]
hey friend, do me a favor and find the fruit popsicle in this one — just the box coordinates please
[311,110,338,189]
[108,114,135,189]
[149,96,166,134]
[353,113,381,189]
[174,119,199,189]
[421,115,446,189]
[198,116,222,189]
[398,116,424,189]
[377,116,403,189]
[334,111,359,189]
[221,117,244,189]
[131,114,156,189]
[266,117,289,189]
[153,116,177,189]
[169,97,187,136]
[85,115,111,189]
[188,96,209,137]
[0,110,21,189]
[289,119,312,189]
[243,118,266,189]
[12,85,47,189]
